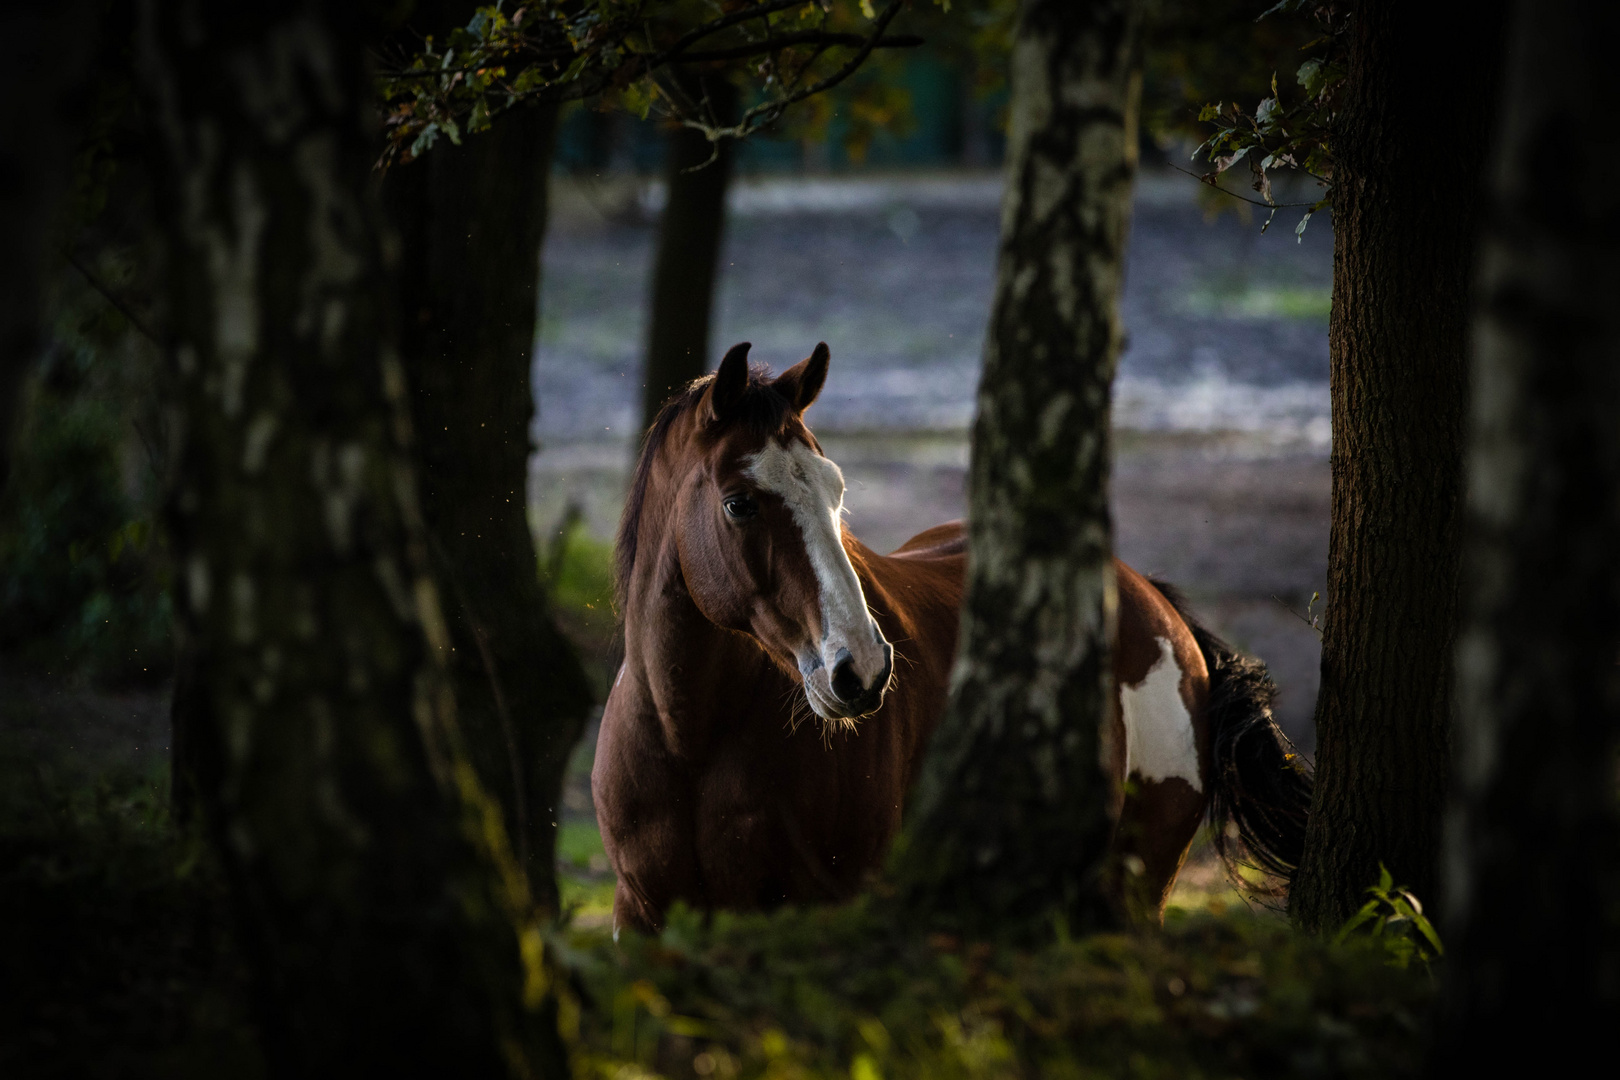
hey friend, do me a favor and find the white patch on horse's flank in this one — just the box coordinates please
[743,440,884,677]
[1121,637,1202,792]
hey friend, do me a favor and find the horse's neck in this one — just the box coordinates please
[621,532,767,756]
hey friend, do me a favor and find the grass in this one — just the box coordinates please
[560,819,618,928]
[3,656,1432,1078]
[541,516,622,696]
[2,761,1435,1078]
[1181,283,1333,322]
[563,896,1434,1080]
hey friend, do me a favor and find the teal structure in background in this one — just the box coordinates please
[552,55,1005,176]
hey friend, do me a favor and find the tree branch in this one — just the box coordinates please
[62,249,165,347]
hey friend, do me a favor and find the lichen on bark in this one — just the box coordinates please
[894,0,1141,939]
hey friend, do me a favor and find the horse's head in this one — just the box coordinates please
[632,342,894,723]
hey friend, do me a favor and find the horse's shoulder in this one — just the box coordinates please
[889,520,966,560]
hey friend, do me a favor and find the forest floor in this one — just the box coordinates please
[1,671,1437,1079]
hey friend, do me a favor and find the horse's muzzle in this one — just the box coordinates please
[831,642,894,717]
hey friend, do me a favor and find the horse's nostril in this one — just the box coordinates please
[831,648,862,703]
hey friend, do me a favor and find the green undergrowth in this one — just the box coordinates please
[541,516,620,693]
[559,818,618,924]
[0,263,173,687]
[562,899,1434,1080]
[4,750,1433,1077]
[0,767,262,1079]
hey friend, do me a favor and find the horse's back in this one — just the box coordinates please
[889,520,966,560]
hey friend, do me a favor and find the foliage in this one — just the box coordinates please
[1142,0,1318,146]
[0,254,171,685]
[563,899,1435,1079]
[0,764,261,1078]
[1335,864,1444,974]
[375,1,944,168]
[1193,1,1349,236]
[542,510,618,681]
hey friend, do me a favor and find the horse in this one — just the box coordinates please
[592,342,1312,936]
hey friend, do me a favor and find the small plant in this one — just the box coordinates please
[1336,863,1444,972]
[1275,589,1324,640]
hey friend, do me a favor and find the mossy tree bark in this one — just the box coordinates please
[1288,0,1506,933]
[640,74,739,433]
[384,35,593,909]
[140,3,567,1074]
[893,0,1140,939]
[1436,0,1620,1053]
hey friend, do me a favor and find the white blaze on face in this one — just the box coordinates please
[743,439,888,710]
[1121,637,1202,791]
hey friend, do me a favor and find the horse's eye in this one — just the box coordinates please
[723,494,758,521]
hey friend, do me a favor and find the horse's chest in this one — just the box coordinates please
[691,739,904,905]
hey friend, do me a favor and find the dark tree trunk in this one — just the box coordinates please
[139,3,566,1074]
[0,1,88,493]
[893,0,1140,939]
[1435,0,1620,1055]
[1289,0,1506,933]
[640,75,739,432]
[384,93,593,913]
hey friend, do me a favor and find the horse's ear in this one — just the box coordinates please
[775,342,830,414]
[704,342,751,426]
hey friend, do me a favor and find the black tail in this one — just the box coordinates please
[1149,579,1314,885]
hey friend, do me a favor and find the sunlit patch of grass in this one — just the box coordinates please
[544,525,616,622]
[1164,830,1285,921]
[539,516,620,693]
[558,819,616,929]
[1182,283,1333,321]
[559,819,609,869]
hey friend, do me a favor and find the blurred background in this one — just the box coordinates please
[533,63,1333,755]
[0,0,1330,830]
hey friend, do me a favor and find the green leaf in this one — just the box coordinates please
[1198,103,1220,122]
[1297,58,1322,91]
[409,122,440,159]
[511,65,548,94]
[1334,899,1381,944]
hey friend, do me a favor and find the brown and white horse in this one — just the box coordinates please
[593,343,1311,936]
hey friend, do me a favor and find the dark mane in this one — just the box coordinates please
[614,365,794,611]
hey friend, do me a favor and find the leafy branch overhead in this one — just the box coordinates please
[1195,0,1348,236]
[375,0,935,168]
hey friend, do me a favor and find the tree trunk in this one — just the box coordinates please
[1288,0,1506,933]
[1435,0,1620,1054]
[893,0,1140,939]
[0,1,88,493]
[139,3,566,1074]
[384,89,594,913]
[640,75,739,433]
